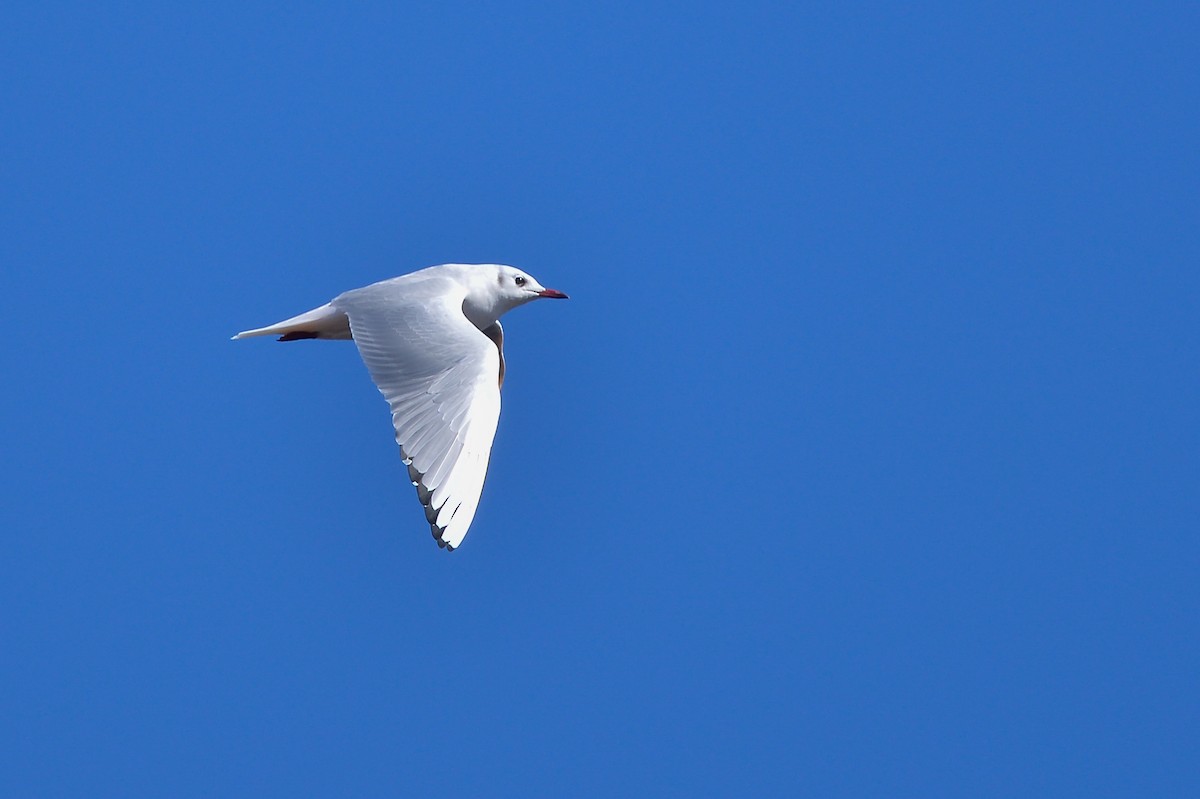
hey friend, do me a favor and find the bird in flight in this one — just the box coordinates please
[233,263,568,550]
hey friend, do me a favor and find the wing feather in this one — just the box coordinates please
[333,283,502,550]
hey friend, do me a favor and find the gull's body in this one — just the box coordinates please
[233,263,568,550]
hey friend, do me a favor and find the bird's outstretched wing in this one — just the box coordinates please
[333,282,501,550]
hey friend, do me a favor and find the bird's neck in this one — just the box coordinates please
[461,282,507,331]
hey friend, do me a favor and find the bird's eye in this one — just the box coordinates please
[514,276,526,286]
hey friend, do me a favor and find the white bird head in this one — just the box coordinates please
[460,264,568,328]
[495,264,569,302]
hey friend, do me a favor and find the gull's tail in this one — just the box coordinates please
[231,302,353,341]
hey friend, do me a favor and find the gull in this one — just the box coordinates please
[233,263,568,551]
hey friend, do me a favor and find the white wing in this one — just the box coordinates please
[333,279,501,550]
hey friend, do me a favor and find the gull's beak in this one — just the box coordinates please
[537,288,569,299]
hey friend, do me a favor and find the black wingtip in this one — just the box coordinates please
[278,331,320,342]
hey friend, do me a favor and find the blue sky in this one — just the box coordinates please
[2,2,1197,795]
